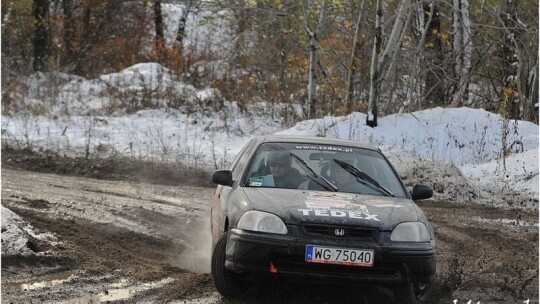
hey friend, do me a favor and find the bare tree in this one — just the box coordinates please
[176,0,194,48]
[403,1,434,111]
[422,1,445,106]
[367,0,410,127]
[345,0,367,113]
[525,62,538,122]
[451,0,472,106]
[61,0,75,71]
[154,0,165,60]
[33,0,50,72]
[304,0,329,118]
[366,0,383,127]
[498,0,529,120]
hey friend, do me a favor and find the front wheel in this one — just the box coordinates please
[394,281,433,304]
[211,233,246,298]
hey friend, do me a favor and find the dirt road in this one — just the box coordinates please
[1,168,538,303]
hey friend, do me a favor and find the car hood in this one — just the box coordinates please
[242,188,418,230]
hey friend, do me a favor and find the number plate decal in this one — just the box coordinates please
[305,245,374,267]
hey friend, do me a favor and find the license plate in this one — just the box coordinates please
[305,245,374,267]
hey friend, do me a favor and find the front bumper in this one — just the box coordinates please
[225,226,435,284]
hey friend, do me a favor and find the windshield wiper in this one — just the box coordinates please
[290,153,338,192]
[333,159,395,197]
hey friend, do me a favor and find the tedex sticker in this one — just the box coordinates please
[305,194,349,209]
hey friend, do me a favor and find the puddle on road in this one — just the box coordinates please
[4,273,177,303]
[469,216,539,228]
[3,271,78,291]
[60,277,175,303]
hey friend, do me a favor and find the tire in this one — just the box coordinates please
[394,281,433,304]
[211,233,246,298]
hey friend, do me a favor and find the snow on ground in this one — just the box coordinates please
[1,205,58,256]
[2,63,539,256]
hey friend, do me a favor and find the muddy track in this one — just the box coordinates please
[422,201,539,303]
[1,168,538,303]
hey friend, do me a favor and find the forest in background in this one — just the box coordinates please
[1,0,538,125]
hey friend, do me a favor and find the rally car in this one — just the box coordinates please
[210,135,435,303]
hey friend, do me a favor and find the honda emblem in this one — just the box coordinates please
[334,228,345,236]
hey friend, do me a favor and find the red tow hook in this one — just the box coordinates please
[269,261,278,274]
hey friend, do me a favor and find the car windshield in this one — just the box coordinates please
[243,142,407,198]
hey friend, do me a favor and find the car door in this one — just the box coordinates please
[211,139,258,245]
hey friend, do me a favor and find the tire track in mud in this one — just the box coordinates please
[420,202,539,303]
[2,169,210,244]
[2,169,215,303]
[2,202,215,303]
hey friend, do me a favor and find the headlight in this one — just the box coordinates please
[237,211,288,235]
[390,222,430,242]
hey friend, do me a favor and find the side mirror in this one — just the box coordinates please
[212,170,233,186]
[411,184,433,200]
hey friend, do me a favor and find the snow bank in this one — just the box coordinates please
[279,107,538,166]
[279,108,539,209]
[460,148,539,209]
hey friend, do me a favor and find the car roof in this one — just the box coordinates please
[256,135,380,151]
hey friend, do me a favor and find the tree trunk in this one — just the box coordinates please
[525,63,538,123]
[308,32,318,118]
[499,0,521,120]
[33,0,50,72]
[71,0,117,76]
[451,0,472,106]
[367,0,409,127]
[423,2,445,106]
[154,0,165,60]
[367,0,384,127]
[62,0,76,72]
[405,1,434,110]
[378,0,410,74]
[306,0,329,118]
[380,0,412,100]
[452,0,462,81]
[176,0,193,48]
[346,0,367,113]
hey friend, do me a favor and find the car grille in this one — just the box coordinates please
[302,224,378,241]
